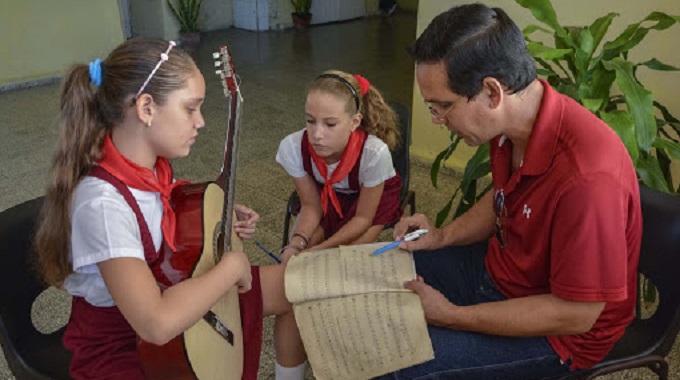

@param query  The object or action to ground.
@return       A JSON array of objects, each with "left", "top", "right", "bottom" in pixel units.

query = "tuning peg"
[
  {"left": 212, "top": 52, "right": 220, "bottom": 59},
  {"left": 215, "top": 70, "right": 222, "bottom": 76},
  {"left": 214, "top": 61, "right": 221, "bottom": 67}
]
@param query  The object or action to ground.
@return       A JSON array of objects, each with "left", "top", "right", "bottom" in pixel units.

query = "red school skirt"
[
  {"left": 63, "top": 266, "right": 264, "bottom": 380},
  {"left": 320, "top": 174, "right": 403, "bottom": 237}
]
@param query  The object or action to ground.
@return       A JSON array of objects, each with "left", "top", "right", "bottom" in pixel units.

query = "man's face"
[{"left": 415, "top": 62, "right": 496, "bottom": 147}]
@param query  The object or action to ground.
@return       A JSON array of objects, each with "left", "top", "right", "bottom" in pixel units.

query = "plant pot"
[
  {"left": 179, "top": 32, "right": 200, "bottom": 53},
  {"left": 291, "top": 12, "right": 312, "bottom": 30}
]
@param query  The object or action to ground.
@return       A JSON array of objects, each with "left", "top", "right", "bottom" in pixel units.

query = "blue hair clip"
[{"left": 88, "top": 59, "right": 102, "bottom": 87}]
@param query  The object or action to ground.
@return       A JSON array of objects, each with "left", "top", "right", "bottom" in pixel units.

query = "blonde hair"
[
  {"left": 309, "top": 70, "right": 400, "bottom": 150},
  {"left": 35, "top": 37, "right": 196, "bottom": 287}
]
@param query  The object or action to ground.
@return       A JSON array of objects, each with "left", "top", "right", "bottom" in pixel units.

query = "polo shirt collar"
[{"left": 519, "top": 79, "right": 562, "bottom": 176}]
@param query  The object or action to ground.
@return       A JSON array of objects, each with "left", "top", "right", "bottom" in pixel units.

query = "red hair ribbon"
[{"left": 353, "top": 74, "right": 371, "bottom": 96}]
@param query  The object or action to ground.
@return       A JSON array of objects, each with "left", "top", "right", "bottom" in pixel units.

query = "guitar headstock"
[{"left": 213, "top": 45, "right": 241, "bottom": 100}]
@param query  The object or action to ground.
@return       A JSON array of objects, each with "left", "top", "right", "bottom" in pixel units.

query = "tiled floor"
[{"left": 0, "top": 10, "right": 677, "bottom": 380}]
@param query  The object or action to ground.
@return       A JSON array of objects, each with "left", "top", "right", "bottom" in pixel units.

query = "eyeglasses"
[
  {"left": 425, "top": 100, "right": 457, "bottom": 122},
  {"left": 493, "top": 189, "right": 506, "bottom": 249}
]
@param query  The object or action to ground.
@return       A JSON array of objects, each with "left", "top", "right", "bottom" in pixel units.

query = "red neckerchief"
[
  {"left": 307, "top": 128, "right": 366, "bottom": 218},
  {"left": 97, "top": 134, "right": 188, "bottom": 251}
]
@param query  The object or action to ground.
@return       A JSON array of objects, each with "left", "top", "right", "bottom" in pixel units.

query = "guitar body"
[{"left": 138, "top": 182, "right": 244, "bottom": 380}]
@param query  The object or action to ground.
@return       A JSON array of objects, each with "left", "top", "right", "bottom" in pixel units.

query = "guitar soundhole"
[{"left": 213, "top": 220, "right": 225, "bottom": 263}]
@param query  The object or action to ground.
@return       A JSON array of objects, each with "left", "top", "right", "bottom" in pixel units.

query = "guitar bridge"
[{"left": 203, "top": 310, "right": 234, "bottom": 346}]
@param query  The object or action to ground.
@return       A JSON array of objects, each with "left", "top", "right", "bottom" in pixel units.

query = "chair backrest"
[
  {"left": 387, "top": 101, "right": 411, "bottom": 202},
  {"left": 0, "top": 197, "right": 71, "bottom": 379},
  {"left": 601, "top": 186, "right": 680, "bottom": 364}
]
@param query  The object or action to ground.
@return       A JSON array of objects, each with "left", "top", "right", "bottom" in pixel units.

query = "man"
[{"left": 384, "top": 3, "right": 642, "bottom": 379}]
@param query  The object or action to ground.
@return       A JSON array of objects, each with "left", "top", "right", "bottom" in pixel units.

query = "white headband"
[{"left": 135, "top": 41, "right": 177, "bottom": 100}]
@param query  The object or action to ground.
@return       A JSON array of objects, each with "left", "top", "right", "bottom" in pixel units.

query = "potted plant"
[
  {"left": 291, "top": 0, "right": 312, "bottom": 30},
  {"left": 430, "top": 0, "right": 680, "bottom": 226},
  {"left": 167, "top": 0, "right": 203, "bottom": 52}
]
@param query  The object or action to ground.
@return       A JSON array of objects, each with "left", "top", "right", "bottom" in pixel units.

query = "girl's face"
[
  {"left": 305, "top": 90, "right": 361, "bottom": 164},
  {"left": 146, "top": 68, "right": 206, "bottom": 159}
]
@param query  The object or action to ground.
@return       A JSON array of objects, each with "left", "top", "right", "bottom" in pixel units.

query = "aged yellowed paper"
[{"left": 285, "top": 243, "right": 434, "bottom": 380}]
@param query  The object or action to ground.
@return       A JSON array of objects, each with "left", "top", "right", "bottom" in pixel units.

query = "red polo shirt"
[{"left": 485, "top": 80, "right": 642, "bottom": 369}]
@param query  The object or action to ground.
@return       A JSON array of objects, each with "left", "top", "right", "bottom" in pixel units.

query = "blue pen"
[
  {"left": 372, "top": 229, "right": 429, "bottom": 255},
  {"left": 255, "top": 241, "right": 281, "bottom": 264}
]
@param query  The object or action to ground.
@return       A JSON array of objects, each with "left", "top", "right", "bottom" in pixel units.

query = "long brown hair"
[
  {"left": 310, "top": 70, "right": 400, "bottom": 150},
  {"left": 36, "top": 37, "right": 196, "bottom": 287}
]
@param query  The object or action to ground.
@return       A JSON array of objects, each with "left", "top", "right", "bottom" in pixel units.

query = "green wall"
[
  {"left": 0, "top": 0, "right": 124, "bottom": 87},
  {"left": 412, "top": 0, "right": 680, "bottom": 170}
]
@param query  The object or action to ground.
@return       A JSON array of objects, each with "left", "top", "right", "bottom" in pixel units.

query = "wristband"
[{"left": 290, "top": 232, "right": 310, "bottom": 249}]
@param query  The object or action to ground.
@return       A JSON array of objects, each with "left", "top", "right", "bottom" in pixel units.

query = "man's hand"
[
  {"left": 394, "top": 214, "right": 444, "bottom": 251},
  {"left": 405, "top": 276, "right": 456, "bottom": 327},
  {"left": 233, "top": 204, "right": 259, "bottom": 240}
]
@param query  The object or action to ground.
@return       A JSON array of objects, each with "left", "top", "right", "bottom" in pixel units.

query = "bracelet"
[{"left": 290, "top": 232, "right": 310, "bottom": 249}]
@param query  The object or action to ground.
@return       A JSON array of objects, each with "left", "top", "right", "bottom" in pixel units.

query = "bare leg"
[{"left": 259, "top": 265, "right": 307, "bottom": 366}]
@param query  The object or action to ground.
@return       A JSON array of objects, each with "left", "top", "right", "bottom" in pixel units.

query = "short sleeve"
[
  {"left": 70, "top": 191, "right": 146, "bottom": 272},
  {"left": 276, "top": 130, "right": 307, "bottom": 178},
  {"left": 359, "top": 136, "right": 396, "bottom": 187},
  {"left": 550, "top": 175, "right": 628, "bottom": 303}
]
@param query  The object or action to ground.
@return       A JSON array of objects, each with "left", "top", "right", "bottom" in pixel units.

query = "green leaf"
[
  {"left": 430, "top": 138, "right": 462, "bottom": 188},
  {"left": 636, "top": 153, "right": 670, "bottom": 192},
  {"left": 574, "top": 28, "right": 594, "bottom": 77},
  {"left": 515, "top": 0, "right": 567, "bottom": 39},
  {"left": 527, "top": 42, "right": 572, "bottom": 60},
  {"left": 588, "top": 62, "right": 616, "bottom": 101},
  {"left": 523, "top": 24, "right": 552, "bottom": 38},
  {"left": 602, "top": 58, "right": 656, "bottom": 152},
  {"left": 600, "top": 110, "right": 639, "bottom": 164},
  {"left": 435, "top": 193, "right": 456, "bottom": 227},
  {"left": 582, "top": 98, "right": 604, "bottom": 113},
  {"left": 638, "top": 58, "right": 680, "bottom": 71},
  {"left": 653, "top": 138, "right": 680, "bottom": 162},
  {"left": 589, "top": 13, "right": 618, "bottom": 52},
  {"left": 604, "top": 12, "right": 679, "bottom": 58},
  {"left": 454, "top": 180, "right": 479, "bottom": 218}
]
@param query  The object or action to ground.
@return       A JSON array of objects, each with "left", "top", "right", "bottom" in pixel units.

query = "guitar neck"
[{"left": 216, "top": 92, "right": 242, "bottom": 252}]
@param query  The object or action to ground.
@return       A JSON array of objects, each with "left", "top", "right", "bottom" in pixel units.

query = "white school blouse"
[
  {"left": 275, "top": 129, "right": 396, "bottom": 193},
  {"left": 63, "top": 176, "right": 163, "bottom": 307}
]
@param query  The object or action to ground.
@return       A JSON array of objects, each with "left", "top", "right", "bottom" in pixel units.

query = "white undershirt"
[
  {"left": 63, "top": 176, "right": 163, "bottom": 307},
  {"left": 275, "top": 129, "right": 396, "bottom": 192}
]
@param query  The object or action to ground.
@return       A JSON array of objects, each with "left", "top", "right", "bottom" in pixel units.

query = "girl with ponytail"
[
  {"left": 35, "top": 37, "right": 305, "bottom": 379},
  {"left": 276, "top": 70, "right": 403, "bottom": 263}
]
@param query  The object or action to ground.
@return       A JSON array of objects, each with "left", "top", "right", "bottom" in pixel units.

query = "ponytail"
[
  {"left": 359, "top": 85, "right": 400, "bottom": 151},
  {"left": 36, "top": 64, "right": 108, "bottom": 287}
]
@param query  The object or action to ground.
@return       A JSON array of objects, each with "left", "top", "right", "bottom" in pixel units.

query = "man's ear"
[
  {"left": 134, "top": 94, "right": 156, "bottom": 126},
  {"left": 481, "top": 78, "right": 504, "bottom": 109}
]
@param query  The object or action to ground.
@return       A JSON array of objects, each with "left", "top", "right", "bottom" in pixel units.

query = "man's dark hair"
[{"left": 409, "top": 3, "right": 536, "bottom": 98}]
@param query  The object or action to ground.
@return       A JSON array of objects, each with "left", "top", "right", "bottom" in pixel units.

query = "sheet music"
[{"left": 285, "top": 244, "right": 434, "bottom": 380}]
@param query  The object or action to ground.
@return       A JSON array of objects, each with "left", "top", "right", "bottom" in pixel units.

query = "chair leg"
[
  {"left": 409, "top": 192, "right": 416, "bottom": 215},
  {"left": 282, "top": 210, "right": 291, "bottom": 247},
  {"left": 652, "top": 361, "right": 669, "bottom": 380}
]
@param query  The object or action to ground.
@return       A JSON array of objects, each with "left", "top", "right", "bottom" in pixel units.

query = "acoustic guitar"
[{"left": 137, "top": 45, "right": 246, "bottom": 380}]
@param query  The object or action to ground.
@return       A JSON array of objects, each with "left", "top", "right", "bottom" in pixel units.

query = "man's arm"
[
  {"left": 406, "top": 277, "right": 605, "bottom": 336},
  {"left": 396, "top": 190, "right": 496, "bottom": 251}
]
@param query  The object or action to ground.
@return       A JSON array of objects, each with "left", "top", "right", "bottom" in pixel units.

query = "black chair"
[
  {"left": 282, "top": 101, "right": 416, "bottom": 246},
  {"left": 0, "top": 197, "right": 72, "bottom": 379},
  {"left": 559, "top": 185, "right": 680, "bottom": 380}
]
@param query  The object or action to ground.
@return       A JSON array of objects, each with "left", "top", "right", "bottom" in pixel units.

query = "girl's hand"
[
  {"left": 280, "top": 246, "right": 303, "bottom": 265},
  {"left": 222, "top": 250, "right": 252, "bottom": 293},
  {"left": 233, "top": 204, "right": 259, "bottom": 240}
]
